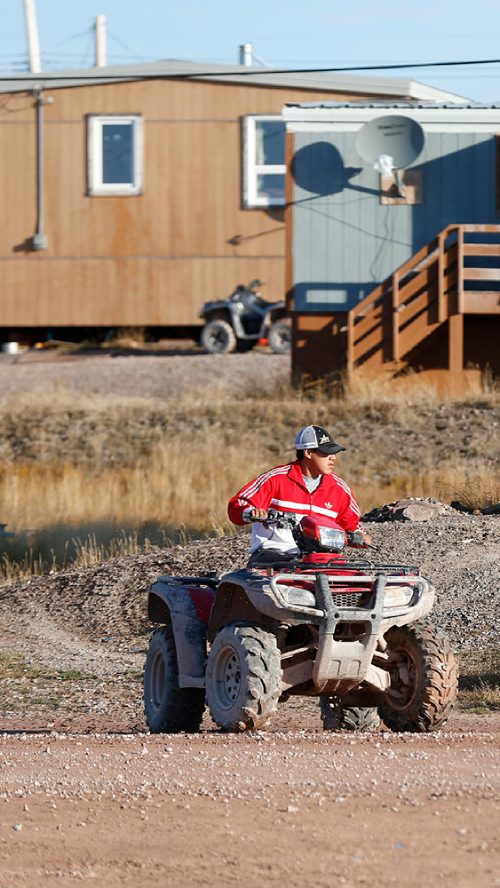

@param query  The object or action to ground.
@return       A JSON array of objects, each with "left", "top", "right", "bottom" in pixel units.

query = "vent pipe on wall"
[
  {"left": 239, "top": 43, "right": 253, "bottom": 66},
  {"left": 32, "top": 88, "right": 53, "bottom": 251}
]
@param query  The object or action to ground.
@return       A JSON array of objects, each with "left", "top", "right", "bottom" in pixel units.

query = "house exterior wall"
[
  {"left": 0, "top": 78, "right": 394, "bottom": 332},
  {"left": 287, "top": 112, "right": 500, "bottom": 313}
]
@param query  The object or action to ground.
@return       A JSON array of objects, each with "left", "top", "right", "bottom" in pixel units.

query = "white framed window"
[
  {"left": 242, "top": 115, "right": 286, "bottom": 208},
  {"left": 87, "top": 114, "right": 144, "bottom": 196}
]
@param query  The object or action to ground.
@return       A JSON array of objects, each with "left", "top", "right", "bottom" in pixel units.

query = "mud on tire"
[
  {"left": 144, "top": 625, "right": 205, "bottom": 733},
  {"left": 320, "top": 697, "right": 381, "bottom": 732},
  {"left": 379, "top": 621, "right": 458, "bottom": 733},
  {"left": 206, "top": 623, "right": 282, "bottom": 732}
]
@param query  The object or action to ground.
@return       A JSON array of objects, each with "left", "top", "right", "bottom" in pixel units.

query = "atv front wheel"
[
  {"left": 144, "top": 626, "right": 205, "bottom": 733},
  {"left": 206, "top": 623, "right": 281, "bottom": 732},
  {"left": 320, "top": 697, "right": 381, "bottom": 732},
  {"left": 379, "top": 622, "right": 458, "bottom": 733},
  {"left": 200, "top": 319, "right": 237, "bottom": 354}
]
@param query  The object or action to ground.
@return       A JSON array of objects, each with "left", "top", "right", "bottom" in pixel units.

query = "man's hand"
[
  {"left": 348, "top": 529, "right": 373, "bottom": 548},
  {"left": 243, "top": 507, "right": 269, "bottom": 523},
  {"left": 250, "top": 508, "right": 269, "bottom": 521}
]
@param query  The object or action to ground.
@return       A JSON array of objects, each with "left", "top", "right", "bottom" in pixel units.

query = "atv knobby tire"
[
  {"left": 268, "top": 318, "right": 291, "bottom": 354},
  {"left": 206, "top": 623, "right": 281, "bottom": 732},
  {"left": 201, "top": 319, "right": 237, "bottom": 354},
  {"left": 320, "top": 697, "right": 381, "bottom": 732},
  {"left": 144, "top": 625, "right": 205, "bottom": 733},
  {"left": 379, "top": 621, "right": 458, "bottom": 733}
]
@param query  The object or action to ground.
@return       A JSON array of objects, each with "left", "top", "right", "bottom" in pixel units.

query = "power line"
[{"left": 0, "top": 55, "right": 500, "bottom": 82}]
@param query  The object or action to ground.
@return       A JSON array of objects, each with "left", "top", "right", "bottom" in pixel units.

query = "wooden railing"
[{"left": 346, "top": 224, "right": 500, "bottom": 373}]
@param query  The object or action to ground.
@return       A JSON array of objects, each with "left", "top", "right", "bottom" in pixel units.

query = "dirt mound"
[{"left": 1, "top": 506, "right": 497, "bottom": 669}]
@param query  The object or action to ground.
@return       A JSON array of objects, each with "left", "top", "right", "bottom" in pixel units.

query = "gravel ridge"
[{"left": 1, "top": 507, "right": 498, "bottom": 670}]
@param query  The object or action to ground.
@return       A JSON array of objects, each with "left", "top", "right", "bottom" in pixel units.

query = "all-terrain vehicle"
[
  {"left": 199, "top": 279, "right": 291, "bottom": 354},
  {"left": 143, "top": 511, "right": 458, "bottom": 734}
]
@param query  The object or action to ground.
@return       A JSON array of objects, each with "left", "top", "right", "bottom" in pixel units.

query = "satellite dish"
[{"left": 356, "top": 115, "right": 425, "bottom": 171}]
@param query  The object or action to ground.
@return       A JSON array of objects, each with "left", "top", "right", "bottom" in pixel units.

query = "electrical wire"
[
  {"left": 106, "top": 30, "right": 150, "bottom": 63},
  {"left": 0, "top": 56, "right": 500, "bottom": 81}
]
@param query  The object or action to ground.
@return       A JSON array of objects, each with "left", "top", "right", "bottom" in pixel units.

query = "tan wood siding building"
[{"left": 0, "top": 62, "right": 464, "bottom": 338}]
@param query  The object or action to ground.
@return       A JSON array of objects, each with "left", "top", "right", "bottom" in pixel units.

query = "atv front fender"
[{"left": 148, "top": 577, "right": 217, "bottom": 688}]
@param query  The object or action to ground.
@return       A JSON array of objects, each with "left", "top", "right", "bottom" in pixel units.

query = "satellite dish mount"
[{"left": 356, "top": 115, "right": 425, "bottom": 202}]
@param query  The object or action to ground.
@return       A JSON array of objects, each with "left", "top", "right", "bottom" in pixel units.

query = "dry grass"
[
  {"left": 458, "top": 650, "right": 500, "bottom": 712},
  {"left": 359, "top": 464, "right": 500, "bottom": 515},
  {"left": 0, "top": 528, "right": 164, "bottom": 582},
  {"left": 344, "top": 366, "right": 500, "bottom": 408},
  {"left": 458, "top": 679, "right": 500, "bottom": 713},
  {"left": 439, "top": 476, "right": 500, "bottom": 512},
  {"left": 0, "top": 438, "right": 275, "bottom": 534},
  {"left": 0, "top": 373, "right": 498, "bottom": 569},
  {"left": 1, "top": 456, "right": 497, "bottom": 539}
]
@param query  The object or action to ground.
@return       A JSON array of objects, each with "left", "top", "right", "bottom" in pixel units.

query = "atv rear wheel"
[
  {"left": 144, "top": 626, "right": 205, "bottom": 733},
  {"left": 320, "top": 697, "right": 381, "bottom": 732},
  {"left": 268, "top": 319, "right": 291, "bottom": 354},
  {"left": 379, "top": 621, "right": 458, "bottom": 733},
  {"left": 206, "top": 623, "right": 281, "bottom": 732},
  {"left": 200, "top": 319, "right": 237, "bottom": 354}
]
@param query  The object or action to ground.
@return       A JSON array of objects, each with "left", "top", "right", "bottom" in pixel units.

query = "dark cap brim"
[{"left": 317, "top": 443, "right": 346, "bottom": 455}]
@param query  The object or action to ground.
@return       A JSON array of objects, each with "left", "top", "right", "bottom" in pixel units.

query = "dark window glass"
[
  {"left": 255, "top": 120, "right": 285, "bottom": 166},
  {"left": 102, "top": 123, "right": 134, "bottom": 184},
  {"left": 256, "top": 173, "right": 285, "bottom": 202}
]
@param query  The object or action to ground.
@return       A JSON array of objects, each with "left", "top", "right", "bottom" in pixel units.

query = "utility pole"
[
  {"left": 95, "top": 14, "right": 107, "bottom": 67},
  {"left": 23, "top": 0, "right": 42, "bottom": 73}
]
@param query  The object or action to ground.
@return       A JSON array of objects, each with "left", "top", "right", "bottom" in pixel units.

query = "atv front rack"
[{"left": 263, "top": 559, "right": 420, "bottom": 575}]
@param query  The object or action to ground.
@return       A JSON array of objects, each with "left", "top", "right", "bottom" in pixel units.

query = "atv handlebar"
[
  {"left": 262, "top": 508, "right": 297, "bottom": 529},
  {"left": 250, "top": 508, "right": 375, "bottom": 549}
]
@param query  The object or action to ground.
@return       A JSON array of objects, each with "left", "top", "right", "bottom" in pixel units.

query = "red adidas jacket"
[{"left": 228, "top": 461, "right": 361, "bottom": 553}]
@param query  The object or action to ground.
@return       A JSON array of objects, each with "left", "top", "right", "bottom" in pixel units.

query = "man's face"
[{"left": 305, "top": 448, "right": 337, "bottom": 476}]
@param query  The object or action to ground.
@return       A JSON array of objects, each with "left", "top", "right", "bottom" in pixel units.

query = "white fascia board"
[{"left": 402, "top": 80, "right": 470, "bottom": 103}]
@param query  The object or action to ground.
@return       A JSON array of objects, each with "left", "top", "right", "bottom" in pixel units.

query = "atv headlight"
[
  {"left": 317, "top": 527, "right": 345, "bottom": 552},
  {"left": 383, "top": 585, "right": 414, "bottom": 608},
  {"left": 283, "top": 586, "right": 316, "bottom": 607}
]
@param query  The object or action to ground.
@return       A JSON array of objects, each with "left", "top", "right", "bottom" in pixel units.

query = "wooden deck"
[{"left": 344, "top": 224, "right": 500, "bottom": 387}]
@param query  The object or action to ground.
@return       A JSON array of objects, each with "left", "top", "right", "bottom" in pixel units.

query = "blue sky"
[{"left": 2, "top": 0, "right": 500, "bottom": 102}]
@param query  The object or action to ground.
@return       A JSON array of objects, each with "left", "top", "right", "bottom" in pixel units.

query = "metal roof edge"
[
  {"left": 282, "top": 102, "right": 500, "bottom": 128},
  {"left": 0, "top": 59, "right": 468, "bottom": 103}
]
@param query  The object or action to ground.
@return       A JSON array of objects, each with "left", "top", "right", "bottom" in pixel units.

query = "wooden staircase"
[{"left": 346, "top": 224, "right": 500, "bottom": 382}]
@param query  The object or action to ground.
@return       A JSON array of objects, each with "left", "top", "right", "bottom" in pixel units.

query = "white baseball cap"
[{"left": 294, "top": 425, "right": 346, "bottom": 454}]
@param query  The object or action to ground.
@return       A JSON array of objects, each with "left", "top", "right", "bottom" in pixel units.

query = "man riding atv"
[
  {"left": 143, "top": 424, "right": 458, "bottom": 735},
  {"left": 228, "top": 424, "right": 372, "bottom": 565}
]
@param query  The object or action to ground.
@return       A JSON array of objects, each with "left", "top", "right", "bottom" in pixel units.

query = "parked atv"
[
  {"left": 199, "top": 279, "right": 291, "bottom": 354},
  {"left": 143, "top": 511, "right": 458, "bottom": 734}
]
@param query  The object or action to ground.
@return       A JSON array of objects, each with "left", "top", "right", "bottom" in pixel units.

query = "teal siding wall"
[{"left": 291, "top": 129, "right": 497, "bottom": 311}]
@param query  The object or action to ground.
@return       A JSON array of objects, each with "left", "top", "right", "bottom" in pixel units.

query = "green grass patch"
[
  {"left": 0, "top": 651, "right": 46, "bottom": 681},
  {"left": 0, "top": 652, "right": 95, "bottom": 684}
]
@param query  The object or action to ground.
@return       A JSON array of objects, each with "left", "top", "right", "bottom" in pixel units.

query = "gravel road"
[
  {"left": 1, "top": 722, "right": 499, "bottom": 888},
  {"left": 0, "top": 347, "right": 290, "bottom": 401}
]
